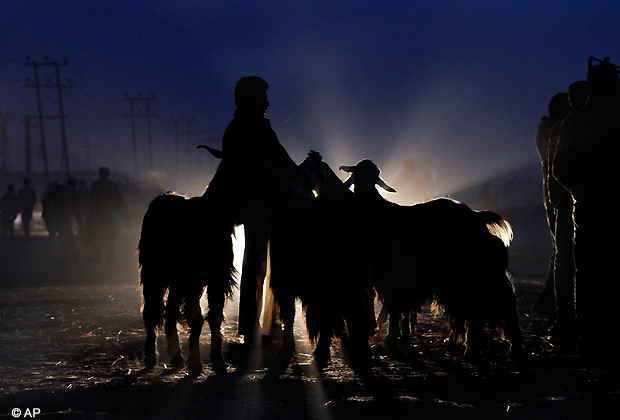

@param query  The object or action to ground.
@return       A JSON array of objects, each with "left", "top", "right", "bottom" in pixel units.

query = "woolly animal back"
[{"left": 138, "top": 192, "right": 237, "bottom": 296}]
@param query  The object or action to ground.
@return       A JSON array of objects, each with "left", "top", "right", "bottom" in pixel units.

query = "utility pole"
[
  {"left": 0, "top": 112, "right": 14, "bottom": 172},
  {"left": 124, "top": 94, "right": 157, "bottom": 172},
  {"left": 124, "top": 96, "right": 138, "bottom": 174},
  {"left": 25, "top": 57, "right": 73, "bottom": 181},
  {"left": 22, "top": 113, "right": 36, "bottom": 174}
]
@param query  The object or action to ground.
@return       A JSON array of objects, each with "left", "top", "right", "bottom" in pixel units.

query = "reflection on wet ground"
[{"left": 0, "top": 234, "right": 618, "bottom": 419}]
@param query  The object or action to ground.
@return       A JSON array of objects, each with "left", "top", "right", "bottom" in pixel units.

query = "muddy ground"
[{"left": 0, "top": 220, "right": 618, "bottom": 420}]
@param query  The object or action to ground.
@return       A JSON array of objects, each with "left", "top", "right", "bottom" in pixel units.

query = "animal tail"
[{"left": 475, "top": 210, "right": 513, "bottom": 247}]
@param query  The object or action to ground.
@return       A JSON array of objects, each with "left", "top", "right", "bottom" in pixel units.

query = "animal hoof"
[
  {"left": 312, "top": 349, "right": 330, "bottom": 370},
  {"left": 170, "top": 355, "right": 185, "bottom": 370},
  {"left": 144, "top": 356, "right": 157, "bottom": 371},
  {"left": 278, "top": 341, "right": 296, "bottom": 361},
  {"left": 509, "top": 344, "right": 525, "bottom": 359},
  {"left": 188, "top": 363, "right": 203, "bottom": 377},
  {"left": 212, "top": 360, "right": 227, "bottom": 375},
  {"left": 463, "top": 347, "right": 481, "bottom": 361}
]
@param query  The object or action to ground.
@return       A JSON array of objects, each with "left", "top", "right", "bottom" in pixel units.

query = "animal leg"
[
  {"left": 164, "top": 292, "right": 184, "bottom": 370},
  {"left": 386, "top": 309, "right": 402, "bottom": 343},
  {"left": 347, "top": 313, "right": 374, "bottom": 368},
  {"left": 207, "top": 289, "right": 227, "bottom": 375},
  {"left": 279, "top": 299, "right": 296, "bottom": 359},
  {"left": 313, "top": 327, "right": 333, "bottom": 369},
  {"left": 400, "top": 312, "right": 411, "bottom": 340},
  {"left": 464, "top": 309, "right": 486, "bottom": 359},
  {"left": 185, "top": 299, "right": 204, "bottom": 376},
  {"left": 141, "top": 283, "right": 166, "bottom": 370},
  {"left": 377, "top": 304, "right": 388, "bottom": 328},
  {"left": 503, "top": 306, "right": 524, "bottom": 357},
  {"left": 409, "top": 311, "right": 418, "bottom": 329}
]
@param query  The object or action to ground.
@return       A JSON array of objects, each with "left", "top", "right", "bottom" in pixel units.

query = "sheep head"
[
  {"left": 339, "top": 159, "right": 396, "bottom": 193},
  {"left": 298, "top": 150, "right": 327, "bottom": 192}
]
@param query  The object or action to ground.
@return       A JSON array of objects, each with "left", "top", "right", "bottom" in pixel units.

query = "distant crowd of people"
[
  {"left": 0, "top": 179, "right": 37, "bottom": 239},
  {"left": 0, "top": 166, "right": 124, "bottom": 263},
  {"left": 535, "top": 57, "right": 620, "bottom": 366}
]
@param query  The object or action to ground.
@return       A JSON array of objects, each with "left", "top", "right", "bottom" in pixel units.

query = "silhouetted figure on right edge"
[
  {"left": 478, "top": 181, "right": 494, "bottom": 210},
  {"left": 545, "top": 81, "right": 588, "bottom": 338},
  {"left": 0, "top": 185, "right": 20, "bottom": 238},
  {"left": 86, "top": 167, "right": 123, "bottom": 262},
  {"left": 533, "top": 92, "right": 570, "bottom": 323},
  {"left": 554, "top": 57, "right": 620, "bottom": 366},
  {"left": 17, "top": 178, "right": 37, "bottom": 238}
]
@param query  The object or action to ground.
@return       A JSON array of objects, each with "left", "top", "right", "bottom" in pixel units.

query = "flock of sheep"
[{"left": 138, "top": 150, "right": 523, "bottom": 375}]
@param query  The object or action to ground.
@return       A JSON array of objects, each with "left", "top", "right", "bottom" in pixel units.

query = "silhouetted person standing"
[
  {"left": 207, "top": 76, "right": 310, "bottom": 339},
  {"left": 554, "top": 58, "right": 620, "bottom": 366},
  {"left": 77, "top": 179, "right": 90, "bottom": 221},
  {"left": 87, "top": 167, "right": 122, "bottom": 262},
  {"left": 56, "top": 178, "right": 83, "bottom": 259},
  {"left": 17, "top": 178, "right": 37, "bottom": 238},
  {"left": 41, "top": 182, "right": 60, "bottom": 239},
  {"left": 0, "top": 185, "right": 20, "bottom": 238},
  {"left": 533, "top": 92, "right": 570, "bottom": 322},
  {"left": 391, "top": 158, "right": 430, "bottom": 204},
  {"left": 478, "top": 182, "right": 494, "bottom": 209},
  {"left": 544, "top": 81, "right": 588, "bottom": 337}
]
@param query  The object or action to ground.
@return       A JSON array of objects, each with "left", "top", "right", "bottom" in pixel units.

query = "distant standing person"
[
  {"left": 478, "top": 182, "right": 494, "bottom": 209},
  {"left": 56, "top": 178, "right": 83, "bottom": 259},
  {"left": 86, "top": 167, "right": 123, "bottom": 262},
  {"left": 41, "top": 182, "right": 60, "bottom": 239},
  {"left": 391, "top": 158, "right": 430, "bottom": 204},
  {"left": 0, "top": 185, "right": 20, "bottom": 238},
  {"left": 17, "top": 178, "right": 37, "bottom": 238},
  {"left": 77, "top": 179, "right": 90, "bottom": 221}
]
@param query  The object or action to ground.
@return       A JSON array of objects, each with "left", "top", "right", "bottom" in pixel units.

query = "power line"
[{"left": 21, "top": 113, "right": 36, "bottom": 174}]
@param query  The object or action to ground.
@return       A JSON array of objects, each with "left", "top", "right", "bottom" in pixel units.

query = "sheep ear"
[
  {"left": 197, "top": 145, "right": 224, "bottom": 159},
  {"left": 377, "top": 177, "right": 396, "bottom": 193},
  {"left": 340, "top": 165, "right": 356, "bottom": 173}
]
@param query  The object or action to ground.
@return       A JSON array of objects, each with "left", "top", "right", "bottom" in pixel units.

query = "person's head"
[
  {"left": 234, "top": 76, "right": 269, "bottom": 116},
  {"left": 568, "top": 80, "right": 588, "bottom": 112},
  {"left": 8, "top": 185, "right": 14, "bottom": 193},
  {"left": 23, "top": 178, "right": 30, "bottom": 187},
  {"left": 547, "top": 92, "right": 569, "bottom": 119},
  {"left": 67, "top": 177, "right": 77, "bottom": 188},
  {"left": 587, "top": 58, "right": 620, "bottom": 103},
  {"left": 98, "top": 167, "right": 110, "bottom": 180}
]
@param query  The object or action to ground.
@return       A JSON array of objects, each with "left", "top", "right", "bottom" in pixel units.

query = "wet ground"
[{"left": 0, "top": 222, "right": 618, "bottom": 419}]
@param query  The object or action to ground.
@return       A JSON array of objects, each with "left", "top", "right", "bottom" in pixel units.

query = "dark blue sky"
[{"left": 1, "top": 1, "right": 619, "bottom": 195}]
